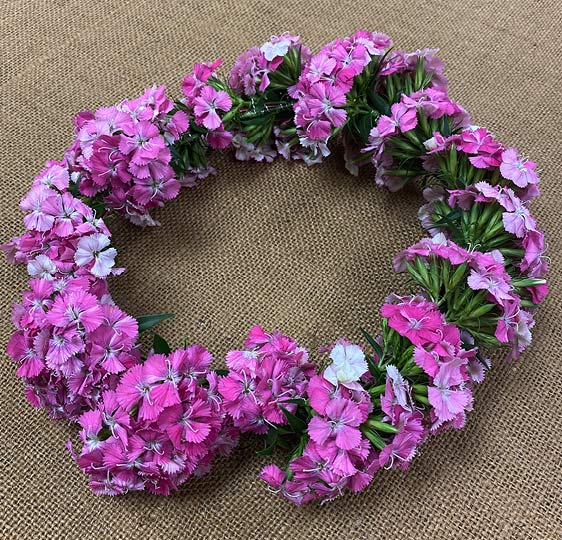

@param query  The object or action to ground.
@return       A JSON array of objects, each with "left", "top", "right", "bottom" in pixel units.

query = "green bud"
[
  {"left": 412, "top": 384, "right": 428, "bottom": 396},
  {"left": 366, "top": 419, "right": 399, "bottom": 434},
  {"left": 361, "top": 427, "right": 386, "bottom": 450},
  {"left": 413, "top": 394, "right": 430, "bottom": 406},
  {"left": 368, "top": 384, "right": 387, "bottom": 396},
  {"left": 511, "top": 277, "right": 547, "bottom": 288}
]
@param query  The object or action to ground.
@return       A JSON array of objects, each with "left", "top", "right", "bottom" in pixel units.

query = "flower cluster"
[
  {"left": 229, "top": 34, "right": 311, "bottom": 97},
  {"left": 365, "top": 89, "right": 471, "bottom": 191},
  {"left": 379, "top": 48, "right": 448, "bottom": 91},
  {"left": 291, "top": 30, "right": 393, "bottom": 156},
  {"left": 381, "top": 296, "right": 481, "bottom": 430},
  {"left": 395, "top": 234, "right": 538, "bottom": 360},
  {"left": 181, "top": 59, "right": 233, "bottom": 147},
  {"left": 65, "top": 85, "right": 189, "bottom": 226},
  {"left": 72, "top": 346, "right": 239, "bottom": 495},
  {"left": 3, "top": 166, "right": 141, "bottom": 419},
  {"left": 258, "top": 341, "right": 379, "bottom": 504},
  {"left": 218, "top": 326, "right": 315, "bottom": 433}
]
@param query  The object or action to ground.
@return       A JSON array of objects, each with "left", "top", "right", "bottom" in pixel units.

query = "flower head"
[{"left": 323, "top": 341, "right": 368, "bottom": 389}]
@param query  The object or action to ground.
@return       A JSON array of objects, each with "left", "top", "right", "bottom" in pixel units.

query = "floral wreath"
[{"left": 3, "top": 31, "right": 548, "bottom": 504}]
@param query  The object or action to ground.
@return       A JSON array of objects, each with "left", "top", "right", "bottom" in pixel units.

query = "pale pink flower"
[
  {"left": 500, "top": 147, "right": 539, "bottom": 188},
  {"left": 74, "top": 233, "right": 117, "bottom": 277}
]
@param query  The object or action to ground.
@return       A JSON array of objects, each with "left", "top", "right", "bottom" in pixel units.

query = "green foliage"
[
  {"left": 136, "top": 313, "right": 174, "bottom": 333},
  {"left": 152, "top": 333, "right": 171, "bottom": 354}
]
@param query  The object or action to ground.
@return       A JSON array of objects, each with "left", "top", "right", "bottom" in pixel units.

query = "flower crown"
[{"left": 2, "top": 31, "right": 548, "bottom": 504}]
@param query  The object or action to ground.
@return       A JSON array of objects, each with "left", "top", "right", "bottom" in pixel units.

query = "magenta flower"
[
  {"left": 218, "top": 371, "right": 259, "bottom": 421},
  {"left": 116, "top": 364, "right": 163, "bottom": 421},
  {"left": 379, "top": 410, "right": 425, "bottom": 469},
  {"left": 46, "top": 327, "right": 84, "bottom": 368},
  {"left": 119, "top": 121, "right": 165, "bottom": 162},
  {"left": 305, "top": 52, "right": 337, "bottom": 83},
  {"left": 158, "top": 399, "right": 214, "bottom": 445},
  {"left": 381, "top": 300, "right": 443, "bottom": 346},
  {"left": 308, "top": 398, "right": 365, "bottom": 450},
  {"left": 46, "top": 290, "right": 104, "bottom": 333},
  {"left": 193, "top": 86, "right": 232, "bottom": 130}
]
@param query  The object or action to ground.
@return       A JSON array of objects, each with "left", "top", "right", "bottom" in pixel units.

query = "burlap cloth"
[{"left": 1, "top": 1, "right": 561, "bottom": 538}]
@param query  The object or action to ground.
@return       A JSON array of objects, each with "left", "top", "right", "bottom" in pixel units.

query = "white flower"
[
  {"left": 260, "top": 37, "right": 291, "bottom": 61},
  {"left": 27, "top": 254, "right": 57, "bottom": 280},
  {"left": 74, "top": 233, "right": 117, "bottom": 277},
  {"left": 323, "top": 342, "right": 368, "bottom": 389},
  {"left": 386, "top": 364, "right": 411, "bottom": 410}
]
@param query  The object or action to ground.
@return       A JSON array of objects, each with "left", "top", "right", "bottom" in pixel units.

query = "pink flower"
[
  {"left": 20, "top": 185, "right": 56, "bottom": 232},
  {"left": 307, "top": 83, "right": 347, "bottom": 126},
  {"left": 41, "top": 192, "right": 82, "bottom": 237},
  {"left": 378, "top": 410, "right": 425, "bottom": 469},
  {"left": 193, "top": 86, "right": 232, "bottom": 130},
  {"left": 47, "top": 290, "right": 104, "bottom": 332},
  {"left": 181, "top": 59, "right": 222, "bottom": 105},
  {"left": 308, "top": 398, "right": 365, "bottom": 450},
  {"left": 305, "top": 53, "right": 337, "bottom": 83},
  {"left": 119, "top": 121, "right": 165, "bottom": 161},
  {"left": 116, "top": 364, "right": 162, "bottom": 420},
  {"left": 502, "top": 200, "right": 536, "bottom": 239},
  {"left": 158, "top": 399, "right": 214, "bottom": 445},
  {"left": 306, "top": 374, "right": 341, "bottom": 414},
  {"left": 218, "top": 371, "right": 259, "bottom": 420},
  {"left": 428, "top": 359, "right": 473, "bottom": 427},
  {"left": 381, "top": 299, "right": 443, "bottom": 346},
  {"left": 467, "top": 266, "right": 513, "bottom": 303},
  {"left": 34, "top": 162, "right": 70, "bottom": 191},
  {"left": 74, "top": 233, "right": 117, "bottom": 277},
  {"left": 500, "top": 147, "right": 539, "bottom": 188},
  {"left": 46, "top": 327, "right": 85, "bottom": 368}
]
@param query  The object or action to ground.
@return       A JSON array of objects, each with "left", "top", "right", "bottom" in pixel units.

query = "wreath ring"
[{"left": 3, "top": 31, "right": 548, "bottom": 503}]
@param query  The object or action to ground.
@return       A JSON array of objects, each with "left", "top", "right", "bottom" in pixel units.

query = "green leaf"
[
  {"left": 280, "top": 406, "right": 308, "bottom": 433},
  {"left": 136, "top": 313, "right": 174, "bottom": 332},
  {"left": 361, "top": 328, "right": 384, "bottom": 360},
  {"left": 362, "top": 428, "right": 386, "bottom": 450},
  {"left": 152, "top": 333, "right": 171, "bottom": 355},
  {"left": 279, "top": 397, "right": 307, "bottom": 407},
  {"left": 255, "top": 445, "right": 275, "bottom": 456}
]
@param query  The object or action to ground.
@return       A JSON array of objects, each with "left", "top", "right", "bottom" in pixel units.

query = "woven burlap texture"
[{"left": 1, "top": 1, "right": 561, "bottom": 539}]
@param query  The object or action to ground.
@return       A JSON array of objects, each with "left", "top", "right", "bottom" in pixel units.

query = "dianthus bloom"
[
  {"left": 4, "top": 177, "right": 139, "bottom": 419},
  {"left": 218, "top": 325, "right": 315, "bottom": 433},
  {"left": 259, "top": 341, "right": 376, "bottom": 504},
  {"left": 64, "top": 84, "right": 188, "bottom": 226},
  {"left": 229, "top": 34, "right": 311, "bottom": 96},
  {"left": 72, "top": 346, "right": 239, "bottom": 495},
  {"left": 292, "top": 30, "right": 392, "bottom": 157}
]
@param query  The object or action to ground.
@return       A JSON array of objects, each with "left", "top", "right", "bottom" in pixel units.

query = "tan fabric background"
[{"left": 1, "top": 1, "right": 561, "bottom": 538}]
